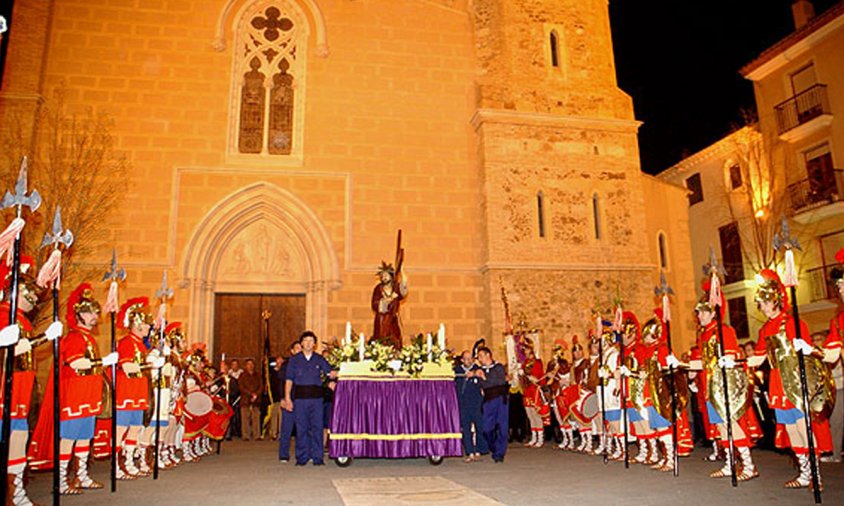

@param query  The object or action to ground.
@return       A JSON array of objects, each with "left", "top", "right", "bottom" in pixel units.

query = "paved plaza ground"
[{"left": 26, "top": 441, "right": 844, "bottom": 505}]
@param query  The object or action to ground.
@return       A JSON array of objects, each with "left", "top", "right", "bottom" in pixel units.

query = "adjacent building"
[{"left": 659, "top": 0, "right": 844, "bottom": 339}]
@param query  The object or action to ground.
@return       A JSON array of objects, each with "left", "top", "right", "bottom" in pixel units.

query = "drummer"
[{"left": 282, "top": 331, "right": 337, "bottom": 466}]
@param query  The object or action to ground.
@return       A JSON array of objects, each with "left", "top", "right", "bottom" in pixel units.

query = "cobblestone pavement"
[{"left": 26, "top": 441, "right": 844, "bottom": 505}]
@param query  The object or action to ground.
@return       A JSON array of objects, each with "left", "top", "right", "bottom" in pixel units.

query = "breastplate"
[{"left": 14, "top": 330, "right": 34, "bottom": 372}]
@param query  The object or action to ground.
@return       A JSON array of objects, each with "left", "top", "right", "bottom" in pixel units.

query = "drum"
[
  {"left": 203, "top": 396, "right": 234, "bottom": 440},
  {"left": 186, "top": 391, "right": 213, "bottom": 416},
  {"left": 183, "top": 391, "right": 212, "bottom": 440},
  {"left": 571, "top": 391, "right": 599, "bottom": 426}
]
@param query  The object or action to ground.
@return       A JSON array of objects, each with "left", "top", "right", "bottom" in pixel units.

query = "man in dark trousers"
[
  {"left": 278, "top": 341, "right": 301, "bottom": 462},
  {"left": 283, "top": 331, "right": 337, "bottom": 465},
  {"left": 475, "top": 346, "right": 509, "bottom": 463},
  {"left": 455, "top": 350, "right": 488, "bottom": 462},
  {"left": 238, "top": 358, "right": 263, "bottom": 441}
]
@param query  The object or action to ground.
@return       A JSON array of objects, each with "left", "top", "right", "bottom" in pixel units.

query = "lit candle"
[
  {"left": 358, "top": 332, "right": 365, "bottom": 361},
  {"left": 345, "top": 321, "right": 352, "bottom": 346},
  {"left": 426, "top": 333, "right": 432, "bottom": 360},
  {"left": 437, "top": 323, "right": 445, "bottom": 350}
]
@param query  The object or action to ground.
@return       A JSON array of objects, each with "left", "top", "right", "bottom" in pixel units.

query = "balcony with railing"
[
  {"left": 806, "top": 264, "right": 841, "bottom": 303},
  {"left": 787, "top": 169, "right": 844, "bottom": 223},
  {"left": 774, "top": 84, "right": 833, "bottom": 142}
]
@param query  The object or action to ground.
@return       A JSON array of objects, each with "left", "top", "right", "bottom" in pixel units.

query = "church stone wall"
[{"left": 1, "top": 0, "right": 697, "bottom": 358}]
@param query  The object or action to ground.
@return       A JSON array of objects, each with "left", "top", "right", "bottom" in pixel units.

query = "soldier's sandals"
[
  {"left": 783, "top": 477, "right": 809, "bottom": 489},
  {"left": 737, "top": 470, "right": 759, "bottom": 482},
  {"left": 709, "top": 469, "right": 732, "bottom": 478}
]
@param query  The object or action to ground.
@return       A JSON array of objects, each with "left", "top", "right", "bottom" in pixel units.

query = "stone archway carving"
[
  {"left": 181, "top": 181, "right": 341, "bottom": 349},
  {"left": 213, "top": 0, "right": 330, "bottom": 57}
]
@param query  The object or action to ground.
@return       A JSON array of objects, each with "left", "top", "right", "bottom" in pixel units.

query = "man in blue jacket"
[
  {"left": 278, "top": 341, "right": 302, "bottom": 462},
  {"left": 283, "top": 331, "right": 336, "bottom": 465},
  {"left": 455, "top": 350, "right": 488, "bottom": 462},
  {"left": 476, "top": 346, "right": 509, "bottom": 463}
]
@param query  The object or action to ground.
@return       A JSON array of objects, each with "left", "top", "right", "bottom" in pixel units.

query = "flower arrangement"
[
  {"left": 397, "top": 333, "right": 451, "bottom": 377},
  {"left": 331, "top": 324, "right": 453, "bottom": 378},
  {"left": 364, "top": 341, "right": 398, "bottom": 373},
  {"left": 326, "top": 341, "right": 358, "bottom": 369}
]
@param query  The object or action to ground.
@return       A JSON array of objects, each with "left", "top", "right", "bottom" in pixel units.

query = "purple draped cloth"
[{"left": 329, "top": 377, "right": 462, "bottom": 459}]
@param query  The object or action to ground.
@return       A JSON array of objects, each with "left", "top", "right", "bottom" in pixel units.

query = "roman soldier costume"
[
  {"left": 520, "top": 339, "right": 550, "bottom": 447},
  {"left": 751, "top": 269, "right": 838, "bottom": 489},
  {"left": 691, "top": 282, "right": 762, "bottom": 481},
  {"left": 598, "top": 323, "right": 623, "bottom": 460},
  {"left": 618, "top": 311, "right": 660, "bottom": 464},
  {"left": 115, "top": 297, "right": 158, "bottom": 479},
  {"left": 0, "top": 256, "right": 42, "bottom": 506},
  {"left": 29, "top": 283, "right": 117, "bottom": 494},
  {"left": 639, "top": 310, "right": 693, "bottom": 472}
]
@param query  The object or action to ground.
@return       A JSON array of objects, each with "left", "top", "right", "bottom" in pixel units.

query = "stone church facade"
[{"left": 1, "top": 0, "right": 696, "bottom": 358}]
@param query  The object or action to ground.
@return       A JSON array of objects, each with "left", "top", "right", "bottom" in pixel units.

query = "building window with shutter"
[{"left": 686, "top": 173, "right": 703, "bottom": 206}]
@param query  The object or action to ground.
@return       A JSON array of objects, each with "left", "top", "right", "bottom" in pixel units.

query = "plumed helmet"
[
  {"left": 641, "top": 308, "right": 667, "bottom": 344},
  {"left": 0, "top": 254, "right": 39, "bottom": 306},
  {"left": 600, "top": 320, "right": 615, "bottom": 348},
  {"left": 695, "top": 278, "right": 726, "bottom": 318},
  {"left": 67, "top": 282, "right": 101, "bottom": 328},
  {"left": 571, "top": 335, "right": 583, "bottom": 353},
  {"left": 165, "top": 321, "right": 185, "bottom": 346},
  {"left": 117, "top": 297, "right": 152, "bottom": 330},
  {"left": 621, "top": 311, "right": 640, "bottom": 343},
  {"left": 185, "top": 342, "right": 207, "bottom": 371},
  {"left": 754, "top": 269, "right": 788, "bottom": 311}
]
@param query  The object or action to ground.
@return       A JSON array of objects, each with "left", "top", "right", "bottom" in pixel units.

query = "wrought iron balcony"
[
  {"left": 787, "top": 169, "right": 843, "bottom": 215},
  {"left": 774, "top": 84, "right": 831, "bottom": 136}
]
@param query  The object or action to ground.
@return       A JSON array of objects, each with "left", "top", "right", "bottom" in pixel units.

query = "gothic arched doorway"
[{"left": 181, "top": 182, "right": 341, "bottom": 355}]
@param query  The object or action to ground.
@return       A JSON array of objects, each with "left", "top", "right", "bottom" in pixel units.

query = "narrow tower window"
[
  {"left": 592, "top": 193, "right": 601, "bottom": 240},
  {"left": 549, "top": 31, "right": 559, "bottom": 68},
  {"left": 658, "top": 232, "right": 668, "bottom": 269},
  {"left": 537, "top": 191, "right": 546, "bottom": 238}
]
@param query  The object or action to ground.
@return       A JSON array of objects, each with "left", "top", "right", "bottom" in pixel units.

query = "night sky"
[{"left": 609, "top": 0, "right": 840, "bottom": 174}]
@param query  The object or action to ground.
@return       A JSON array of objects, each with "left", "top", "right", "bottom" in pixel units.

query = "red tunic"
[
  {"left": 755, "top": 310, "right": 836, "bottom": 453},
  {"left": 697, "top": 322, "right": 762, "bottom": 446},
  {"left": 60, "top": 327, "right": 105, "bottom": 420},
  {"left": 116, "top": 332, "right": 149, "bottom": 411},
  {"left": 827, "top": 310, "right": 844, "bottom": 351},
  {"left": 624, "top": 342, "right": 652, "bottom": 409},
  {"left": 0, "top": 303, "right": 35, "bottom": 420},
  {"left": 522, "top": 357, "right": 550, "bottom": 424}
]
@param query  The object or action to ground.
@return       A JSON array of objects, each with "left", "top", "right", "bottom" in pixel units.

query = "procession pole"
[
  {"left": 594, "top": 310, "right": 608, "bottom": 465},
  {"left": 774, "top": 218, "right": 821, "bottom": 503},
  {"left": 613, "top": 304, "right": 629, "bottom": 469},
  {"left": 707, "top": 249, "right": 737, "bottom": 487},
  {"left": 0, "top": 158, "right": 41, "bottom": 502},
  {"left": 39, "top": 206, "right": 73, "bottom": 506},
  {"left": 656, "top": 272, "right": 679, "bottom": 477},
  {"left": 102, "top": 250, "right": 125, "bottom": 492},
  {"left": 153, "top": 271, "right": 173, "bottom": 480}
]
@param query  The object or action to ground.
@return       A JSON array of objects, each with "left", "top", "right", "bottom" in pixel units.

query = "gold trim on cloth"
[
  {"left": 338, "top": 360, "right": 455, "bottom": 379},
  {"left": 330, "top": 433, "right": 462, "bottom": 440},
  {"left": 339, "top": 375, "right": 454, "bottom": 381}
]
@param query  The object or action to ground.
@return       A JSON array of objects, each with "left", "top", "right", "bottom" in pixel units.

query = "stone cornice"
[
  {"left": 0, "top": 91, "right": 45, "bottom": 104},
  {"left": 656, "top": 126, "right": 759, "bottom": 179},
  {"left": 742, "top": 5, "right": 844, "bottom": 80},
  {"left": 482, "top": 262, "right": 655, "bottom": 273},
  {"left": 470, "top": 108, "right": 642, "bottom": 134}
]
